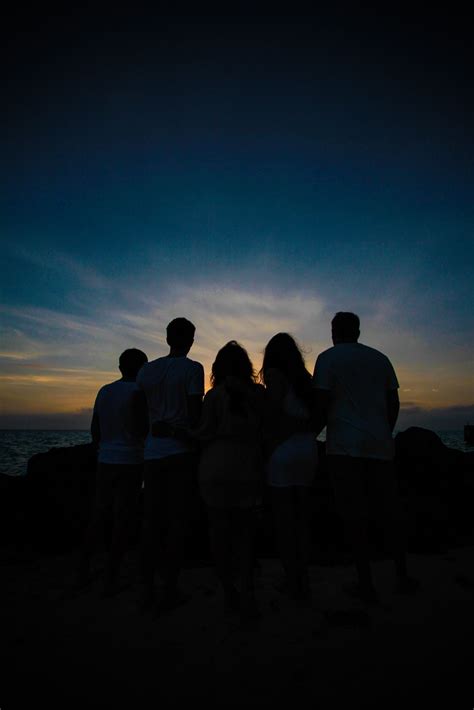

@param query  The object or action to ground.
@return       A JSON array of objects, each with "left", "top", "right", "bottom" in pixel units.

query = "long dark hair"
[
  {"left": 211, "top": 341, "right": 256, "bottom": 416},
  {"left": 260, "top": 332, "right": 313, "bottom": 408}
]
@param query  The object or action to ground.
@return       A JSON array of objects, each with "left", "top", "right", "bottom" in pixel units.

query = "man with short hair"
[
  {"left": 136, "top": 317, "right": 204, "bottom": 610},
  {"left": 78, "top": 348, "right": 148, "bottom": 597},
  {"left": 313, "top": 312, "right": 416, "bottom": 602}
]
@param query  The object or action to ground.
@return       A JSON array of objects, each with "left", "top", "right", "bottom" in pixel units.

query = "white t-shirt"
[
  {"left": 313, "top": 342, "right": 399, "bottom": 461},
  {"left": 93, "top": 380, "right": 145, "bottom": 465},
  {"left": 136, "top": 355, "right": 204, "bottom": 460}
]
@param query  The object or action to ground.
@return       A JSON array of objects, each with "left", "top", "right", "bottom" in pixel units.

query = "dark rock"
[
  {"left": 25, "top": 443, "right": 97, "bottom": 551},
  {"left": 394, "top": 427, "right": 474, "bottom": 551},
  {"left": 3, "top": 428, "right": 473, "bottom": 559},
  {"left": 0, "top": 473, "right": 29, "bottom": 544}
]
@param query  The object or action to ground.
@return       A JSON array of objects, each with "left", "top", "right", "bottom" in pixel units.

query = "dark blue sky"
[{"left": 1, "top": 11, "right": 473, "bottom": 427}]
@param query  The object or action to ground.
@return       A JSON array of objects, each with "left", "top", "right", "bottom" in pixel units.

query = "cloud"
[
  {"left": 1, "top": 266, "right": 472, "bottom": 428},
  {"left": 0, "top": 281, "right": 328, "bottom": 424},
  {"left": 12, "top": 246, "right": 109, "bottom": 291}
]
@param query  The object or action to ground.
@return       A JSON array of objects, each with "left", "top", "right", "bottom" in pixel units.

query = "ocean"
[{"left": 0, "top": 428, "right": 472, "bottom": 477}]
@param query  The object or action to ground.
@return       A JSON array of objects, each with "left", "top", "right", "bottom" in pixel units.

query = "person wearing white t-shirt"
[
  {"left": 136, "top": 317, "right": 204, "bottom": 611},
  {"left": 77, "top": 348, "right": 148, "bottom": 596},
  {"left": 313, "top": 312, "right": 417, "bottom": 603}
]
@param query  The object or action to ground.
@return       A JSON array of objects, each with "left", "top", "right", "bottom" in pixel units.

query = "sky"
[{"left": 1, "top": 10, "right": 473, "bottom": 430}]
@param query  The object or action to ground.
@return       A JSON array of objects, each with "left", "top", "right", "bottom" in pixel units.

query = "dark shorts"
[
  {"left": 328, "top": 455, "right": 402, "bottom": 523},
  {"left": 94, "top": 462, "right": 143, "bottom": 520}
]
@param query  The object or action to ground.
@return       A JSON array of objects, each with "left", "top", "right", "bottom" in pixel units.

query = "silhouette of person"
[
  {"left": 191, "top": 341, "right": 264, "bottom": 622},
  {"left": 77, "top": 348, "right": 148, "bottom": 597},
  {"left": 261, "top": 333, "right": 318, "bottom": 602},
  {"left": 313, "top": 312, "right": 417, "bottom": 602},
  {"left": 136, "top": 317, "right": 204, "bottom": 611}
]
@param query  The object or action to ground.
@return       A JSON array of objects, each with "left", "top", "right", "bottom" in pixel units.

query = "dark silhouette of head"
[
  {"left": 331, "top": 312, "right": 360, "bottom": 344},
  {"left": 260, "top": 332, "right": 313, "bottom": 405},
  {"left": 211, "top": 340, "right": 255, "bottom": 388},
  {"left": 119, "top": 348, "right": 148, "bottom": 380},
  {"left": 211, "top": 341, "right": 256, "bottom": 416},
  {"left": 166, "top": 317, "right": 196, "bottom": 354}
]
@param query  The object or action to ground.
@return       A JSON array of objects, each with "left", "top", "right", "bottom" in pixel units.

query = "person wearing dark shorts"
[
  {"left": 313, "top": 312, "right": 417, "bottom": 603},
  {"left": 136, "top": 318, "right": 204, "bottom": 611},
  {"left": 77, "top": 348, "right": 148, "bottom": 596}
]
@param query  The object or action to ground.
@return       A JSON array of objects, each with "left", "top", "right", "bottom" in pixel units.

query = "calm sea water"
[
  {"left": 0, "top": 429, "right": 472, "bottom": 477},
  {"left": 0, "top": 430, "right": 91, "bottom": 476}
]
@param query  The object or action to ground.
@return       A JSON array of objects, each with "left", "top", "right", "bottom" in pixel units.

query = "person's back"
[
  {"left": 312, "top": 312, "right": 416, "bottom": 603},
  {"left": 261, "top": 333, "right": 318, "bottom": 602},
  {"left": 78, "top": 348, "right": 148, "bottom": 596},
  {"left": 94, "top": 379, "right": 145, "bottom": 464},
  {"left": 193, "top": 341, "right": 262, "bottom": 622},
  {"left": 201, "top": 378, "right": 263, "bottom": 440},
  {"left": 137, "top": 354, "right": 204, "bottom": 459},
  {"left": 137, "top": 317, "right": 204, "bottom": 611},
  {"left": 314, "top": 341, "right": 397, "bottom": 460}
]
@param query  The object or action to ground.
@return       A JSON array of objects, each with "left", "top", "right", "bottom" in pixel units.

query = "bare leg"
[
  {"left": 371, "top": 462, "right": 418, "bottom": 594},
  {"left": 77, "top": 507, "right": 106, "bottom": 586},
  {"left": 76, "top": 465, "right": 111, "bottom": 587},
  {"left": 271, "top": 487, "right": 300, "bottom": 597},
  {"left": 208, "top": 507, "right": 239, "bottom": 609},
  {"left": 235, "top": 508, "right": 258, "bottom": 618},
  {"left": 162, "top": 462, "right": 193, "bottom": 602},
  {"left": 342, "top": 518, "right": 379, "bottom": 603},
  {"left": 140, "top": 464, "right": 162, "bottom": 608},
  {"left": 104, "top": 466, "right": 142, "bottom": 596},
  {"left": 295, "top": 486, "right": 312, "bottom": 598}
]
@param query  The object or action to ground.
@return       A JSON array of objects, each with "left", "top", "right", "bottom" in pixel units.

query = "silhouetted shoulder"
[
  {"left": 314, "top": 346, "right": 335, "bottom": 364},
  {"left": 317, "top": 346, "right": 336, "bottom": 359},
  {"left": 312, "top": 346, "right": 336, "bottom": 385},
  {"left": 186, "top": 357, "right": 204, "bottom": 370},
  {"left": 96, "top": 379, "right": 124, "bottom": 398},
  {"left": 355, "top": 343, "right": 394, "bottom": 366}
]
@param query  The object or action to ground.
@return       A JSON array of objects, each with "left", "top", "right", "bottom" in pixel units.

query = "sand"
[{"left": 1, "top": 545, "right": 473, "bottom": 709}]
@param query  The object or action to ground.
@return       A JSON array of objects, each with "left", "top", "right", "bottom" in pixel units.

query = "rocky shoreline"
[
  {"left": 1, "top": 426, "right": 473, "bottom": 561},
  {"left": 1, "top": 426, "right": 474, "bottom": 707}
]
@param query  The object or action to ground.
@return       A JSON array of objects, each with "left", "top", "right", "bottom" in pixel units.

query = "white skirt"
[{"left": 266, "top": 432, "right": 318, "bottom": 487}]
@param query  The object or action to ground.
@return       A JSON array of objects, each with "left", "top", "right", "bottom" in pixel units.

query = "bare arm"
[
  {"left": 386, "top": 389, "right": 400, "bottom": 432},
  {"left": 190, "top": 392, "right": 217, "bottom": 442},
  {"left": 311, "top": 388, "right": 330, "bottom": 437}
]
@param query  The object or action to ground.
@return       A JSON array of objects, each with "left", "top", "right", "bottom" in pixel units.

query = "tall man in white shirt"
[
  {"left": 78, "top": 348, "right": 148, "bottom": 596},
  {"left": 313, "top": 312, "right": 416, "bottom": 602},
  {"left": 136, "top": 317, "right": 204, "bottom": 610}
]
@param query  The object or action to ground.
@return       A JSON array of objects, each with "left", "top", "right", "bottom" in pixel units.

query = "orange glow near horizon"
[
  {"left": 1, "top": 287, "right": 472, "bottom": 428},
  {"left": 1, "top": 359, "right": 472, "bottom": 420}
]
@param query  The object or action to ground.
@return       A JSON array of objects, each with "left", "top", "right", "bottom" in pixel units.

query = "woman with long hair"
[
  {"left": 260, "top": 332, "right": 318, "bottom": 602},
  {"left": 193, "top": 341, "right": 264, "bottom": 621}
]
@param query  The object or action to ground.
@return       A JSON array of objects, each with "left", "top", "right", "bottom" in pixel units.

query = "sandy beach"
[{"left": 2, "top": 543, "right": 473, "bottom": 709}]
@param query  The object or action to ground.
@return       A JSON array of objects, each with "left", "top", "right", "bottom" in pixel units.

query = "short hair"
[
  {"left": 331, "top": 312, "right": 360, "bottom": 340},
  {"left": 166, "top": 317, "right": 196, "bottom": 348},
  {"left": 119, "top": 348, "right": 148, "bottom": 376}
]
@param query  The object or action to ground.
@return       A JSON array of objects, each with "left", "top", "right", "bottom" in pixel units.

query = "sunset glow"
[{"left": 2, "top": 14, "right": 473, "bottom": 429}]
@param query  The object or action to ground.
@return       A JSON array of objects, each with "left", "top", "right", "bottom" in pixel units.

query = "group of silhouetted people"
[{"left": 76, "top": 312, "right": 418, "bottom": 622}]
